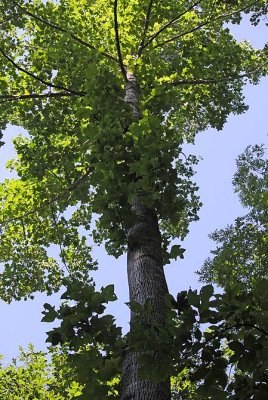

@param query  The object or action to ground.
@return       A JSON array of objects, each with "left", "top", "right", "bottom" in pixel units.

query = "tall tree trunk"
[{"left": 120, "top": 73, "right": 171, "bottom": 399}]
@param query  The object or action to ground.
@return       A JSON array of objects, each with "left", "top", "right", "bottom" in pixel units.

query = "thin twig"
[
  {"left": 143, "top": 0, "right": 202, "bottom": 50},
  {"left": 0, "top": 91, "right": 85, "bottom": 104},
  {"left": 12, "top": 0, "right": 119, "bottom": 65},
  {"left": 0, "top": 47, "right": 84, "bottom": 95},
  {"left": 113, "top": 0, "right": 127, "bottom": 81},
  {"left": 50, "top": 206, "right": 71, "bottom": 274},
  {"left": 21, "top": 218, "right": 32, "bottom": 271},
  {"left": 137, "top": 0, "right": 154, "bottom": 57},
  {"left": 153, "top": 1, "right": 259, "bottom": 49}
]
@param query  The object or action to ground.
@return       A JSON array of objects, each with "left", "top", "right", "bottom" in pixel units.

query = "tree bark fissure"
[{"left": 121, "top": 74, "right": 171, "bottom": 398}]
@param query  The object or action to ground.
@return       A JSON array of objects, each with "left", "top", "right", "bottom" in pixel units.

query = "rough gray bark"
[
  {"left": 120, "top": 73, "right": 171, "bottom": 400},
  {"left": 124, "top": 71, "right": 142, "bottom": 120}
]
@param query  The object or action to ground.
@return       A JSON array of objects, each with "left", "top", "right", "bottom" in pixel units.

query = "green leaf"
[
  {"left": 187, "top": 289, "right": 200, "bottom": 308},
  {"left": 200, "top": 284, "right": 214, "bottom": 303},
  {"left": 170, "top": 245, "right": 185, "bottom": 260},
  {"left": 101, "top": 284, "right": 117, "bottom": 302},
  {"left": 41, "top": 303, "right": 58, "bottom": 323},
  {"left": 127, "top": 301, "right": 143, "bottom": 313}
]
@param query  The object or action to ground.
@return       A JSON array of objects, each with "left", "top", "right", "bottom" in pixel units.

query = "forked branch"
[
  {"left": 137, "top": 0, "right": 155, "bottom": 57},
  {"left": 153, "top": 0, "right": 259, "bottom": 49},
  {"left": 143, "top": 0, "right": 202, "bottom": 50}
]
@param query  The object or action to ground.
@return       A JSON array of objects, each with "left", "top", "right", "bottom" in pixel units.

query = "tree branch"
[
  {"left": 153, "top": 1, "right": 259, "bottom": 49},
  {"left": 50, "top": 206, "right": 71, "bottom": 274},
  {"left": 0, "top": 47, "right": 84, "bottom": 95},
  {"left": 214, "top": 322, "right": 268, "bottom": 339},
  {"left": 12, "top": 0, "right": 120, "bottom": 65},
  {"left": 162, "top": 61, "right": 268, "bottom": 87},
  {"left": 113, "top": 0, "right": 127, "bottom": 81},
  {"left": 0, "top": 91, "right": 85, "bottom": 104},
  {"left": 143, "top": 0, "right": 202, "bottom": 50},
  {"left": 137, "top": 0, "right": 155, "bottom": 57},
  {"left": 0, "top": 168, "right": 93, "bottom": 227}
]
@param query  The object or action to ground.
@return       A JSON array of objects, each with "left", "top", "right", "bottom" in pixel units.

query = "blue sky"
[{"left": 0, "top": 19, "right": 267, "bottom": 361}]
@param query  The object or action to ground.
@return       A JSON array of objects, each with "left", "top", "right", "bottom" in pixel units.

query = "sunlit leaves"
[
  {"left": 0, "top": 345, "right": 84, "bottom": 399},
  {"left": 0, "top": 0, "right": 266, "bottom": 279},
  {"left": 0, "top": 1, "right": 267, "bottom": 398},
  {"left": 0, "top": 175, "right": 96, "bottom": 301}
]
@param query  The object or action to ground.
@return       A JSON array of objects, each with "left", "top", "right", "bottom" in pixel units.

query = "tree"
[
  {"left": 0, "top": 345, "right": 84, "bottom": 399},
  {"left": 199, "top": 144, "right": 268, "bottom": 291},
  {"left": 169, "top": 145, "right": 268, "bottom": 399},
  {"left": 0, "top": 1, "right": 267, "bottom": 399},
  {"left": 45, "top": 145, "right": 266, "bottom": 398}
]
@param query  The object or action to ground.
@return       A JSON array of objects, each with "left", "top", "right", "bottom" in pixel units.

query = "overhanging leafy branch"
[
  {"left": 216, "top": 323, "right": 268, "bottom": 339},
  {"left": 0, "top": 47, "right": 84, "bottom": 95},
  {"left": 0, "top": 167, "right": 93, "bottom": 227},
  {"left": 11, "top": 0, "right": 120, "bottom": 65},
  {"left": 156, "top": 61, "right": 268, "bottom": 88},
  {"left": 143, "top": 0, "right": 203, "bottom": 50},
  {"left": 0, "top": 91, "right": 85, "bottom": 104},
  {"left": 153, "top": 0, "right": 259, "bottom": 49}
]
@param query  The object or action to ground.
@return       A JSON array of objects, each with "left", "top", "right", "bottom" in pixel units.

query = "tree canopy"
[
  {"left": 0, "top": 1, "right": 267, "bottom": 301},
  {"left": 0, "top": 0, "right": 267, "bottom": 399}
]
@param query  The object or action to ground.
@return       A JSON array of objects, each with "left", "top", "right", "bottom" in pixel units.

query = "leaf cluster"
[
  {"left": 125, "top": 282, "right": 268, "bottom": 399},
  {"left": 0, "top": 345, "right": 84, "bottom": 399},
  {"left": 42, "top": 275, "right": 123, "bottom": 399},
  {"left": 199, "top": 145, "right": 268, "bottom": 291}
]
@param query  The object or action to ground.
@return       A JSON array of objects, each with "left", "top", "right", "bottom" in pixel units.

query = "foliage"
[
  {"left": 2, "top": 274, "right": 268, "bottom": 399},
  {"left": 171, "top": 283, "right": 268, "bottom": 399},
  {"left": 41, "top": 275, "right": 268, "bottom": 399},
  {"left": 42, "top": 274, "right": 123, "bottom": 399},
  {"left": 0, "top": 0, "right": 267, "bottom": 300},
  {"left": 199, "top": 144, "right": 268, "bottom": 291},
  {"left": 0, "top": 0, "right": 267, "bottom": 399},
  {"left": 0, "top": 344, "right": 84, "bottom": 399},
  {"left": 120, "top": 281, "right": 268, "bottom": 399},
  {"left": 178, "top": 145, "right": 268, "bottom": 398}
]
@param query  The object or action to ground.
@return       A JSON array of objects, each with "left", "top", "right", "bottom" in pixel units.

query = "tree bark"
[{"left": 120, "top": 73, "right": 171, "bottom": 400}]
